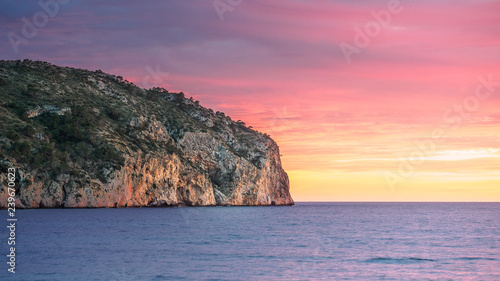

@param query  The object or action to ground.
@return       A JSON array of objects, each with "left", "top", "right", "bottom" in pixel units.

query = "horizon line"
[{"left": 294, "top": 201, "right": 500, "bottom": 203}]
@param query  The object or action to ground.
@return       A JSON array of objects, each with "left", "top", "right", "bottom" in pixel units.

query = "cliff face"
[{"left": 0, "top": 60, "right": 294, "bottom": 208}]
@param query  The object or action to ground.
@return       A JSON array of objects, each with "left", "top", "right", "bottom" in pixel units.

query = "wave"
[
  {"left": 455, "top": 257, "right": 497, "bottom": 261},
  {"left": 364, "top": 257, "right": 435, "bottom": 264}
]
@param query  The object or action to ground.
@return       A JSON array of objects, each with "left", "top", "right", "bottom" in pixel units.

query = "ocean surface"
[{"left": 1, "top": 202, "right": 499, "bottom": 280}]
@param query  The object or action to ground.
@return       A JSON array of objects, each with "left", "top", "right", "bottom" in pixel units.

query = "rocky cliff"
[{"left": 0, "top": 60, "right": 294, "bottom": 208}]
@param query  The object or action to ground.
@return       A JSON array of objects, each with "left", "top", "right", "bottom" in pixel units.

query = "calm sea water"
[{"left": 1, "top": 202, "right": 499, "bottom": 280}]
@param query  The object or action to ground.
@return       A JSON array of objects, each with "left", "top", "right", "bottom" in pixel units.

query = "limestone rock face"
[
  {"left": 0, "top": 60, "right": 294, "bottom": 208},
  {"left": 179, "top": 132, "right": 293, "bottom": 206}
]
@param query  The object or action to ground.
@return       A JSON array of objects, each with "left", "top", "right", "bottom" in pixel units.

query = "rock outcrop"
[{"left": 0, "top": 60, "right": 294, "bottom": 208}]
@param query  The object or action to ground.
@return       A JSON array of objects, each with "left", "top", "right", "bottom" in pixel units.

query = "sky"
[{"left": 1, "top": 0, "right": 499, "bottom": 201}]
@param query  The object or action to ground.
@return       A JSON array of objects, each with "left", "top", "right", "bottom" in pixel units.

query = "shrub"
[
  {"left": 106, "top": 108, "right": 122, "bottom": 120},
  {"left": 10, "top": 141, "right": 31, "bottom": 161}
]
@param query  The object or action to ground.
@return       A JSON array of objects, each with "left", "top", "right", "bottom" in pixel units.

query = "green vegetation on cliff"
[{"left": 0, "top": 60, "right": 293, "bottom": 208}]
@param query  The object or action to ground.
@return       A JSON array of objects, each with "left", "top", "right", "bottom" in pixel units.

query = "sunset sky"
[{"left": 1, "top": 0, "right": 499, "bottom": 201}]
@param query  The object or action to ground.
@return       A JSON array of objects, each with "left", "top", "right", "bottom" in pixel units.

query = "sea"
[{"left": 1, "top": 202, "right": 499, "bottom": 280}]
